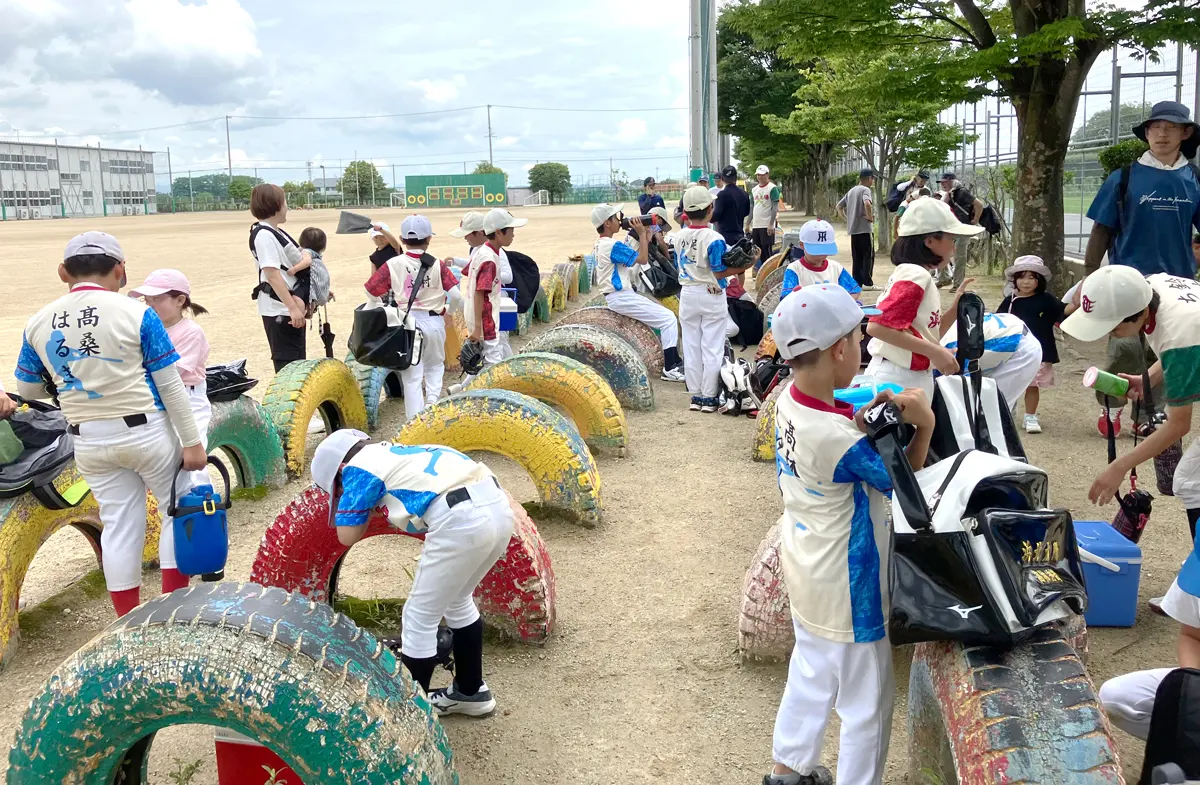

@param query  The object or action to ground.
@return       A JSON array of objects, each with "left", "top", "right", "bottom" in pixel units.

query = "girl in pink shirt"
[{"left": 130, "top": 270, "right": 211, "bottom": 487}]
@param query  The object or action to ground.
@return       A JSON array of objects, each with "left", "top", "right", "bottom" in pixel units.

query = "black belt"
[
  {"left": 428, "top": 310, "right": 443, "bottom": 317},
  {"left": 68, "top": 413, "right": 148, "bottom": 436},
  {"left": 443, "top": 477, "right": 500, "bottom": 509}
]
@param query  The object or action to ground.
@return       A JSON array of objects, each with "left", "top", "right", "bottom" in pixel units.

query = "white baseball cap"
[
  {"left": 648, "top": 206, "right": 672, "bottom": 227},
  {"left": 683, "top": 185, "right": 715, "bottom": 212},
  {"left": 450, "top": 212, "right": 485, "bottom": 238},
  {"left": 798, "top": 219, "right": 838, "bottom": 256},
  {"left": 772, "top": 284, "right": 866, "bottom": 360},
  {"left": 590, "top": 203, "right": 623, "bottom": 229},
  {"left": 755, "top": 165, "right": 770, "bottom": 175},
  {"left": 1060, "top": 265, "right": 1153, "bottom": 343},
  {"left": 311, "top": 429, "right": 372, "bottom": 525},
  {"left": 483, "top": 208, "right": 528, "bottom": 234},
  {"left": 129, "top": 269, "right": 190, "bottom": 298},
  {"left": 897, "top": 198, "right": 986, "bottom": 238},
  {"left": 368, "top": 222, "right": 390, "bottom": 239},
  {"left": 400, "top": 215, "right": 435, "bottom": 241},
  {"left": 64, "top": 231, "right": 125, "bottom": 262}
]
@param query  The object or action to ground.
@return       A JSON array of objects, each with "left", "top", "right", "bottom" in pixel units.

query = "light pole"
[{"left": 320, "top": 165, "right": 326, "bottom": 205}]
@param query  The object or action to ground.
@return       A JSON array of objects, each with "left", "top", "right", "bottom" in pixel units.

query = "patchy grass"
[{"left": 18, "top": 569, "right": 107, "bottom": 638}]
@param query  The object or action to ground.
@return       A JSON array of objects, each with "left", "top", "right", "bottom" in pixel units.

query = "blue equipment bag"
[{"left": 169, "top": 457, "right": 232, "bottom": 579}]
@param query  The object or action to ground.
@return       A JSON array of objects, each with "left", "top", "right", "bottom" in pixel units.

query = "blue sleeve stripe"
[
  {"left": 707, "top": 239, "right": 728, "bottom": 272},
  {"left": 838, "top": 268, "right": 862, "bottom": 296},
  {"left": 611, "top": 241, "right": 639, "bottom": 267},
  {"left": 337, "top": 466, "right": 386, "bottom": 527},
  {"left": 15, "top": 335, "right": 45, "bottom": 383},
  {"left": 847, "top": 482, "right": 886, "bottom": 642},
  {"left": 780, "top": 269, "right": 798, "bottom": 300},
  {"left": 140, "top": 309, "right": 180, "bottom": 372},
  {"left": 831, "top": 437, "right": 892, "bottom": 493}
]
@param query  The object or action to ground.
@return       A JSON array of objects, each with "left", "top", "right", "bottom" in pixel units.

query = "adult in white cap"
[
  {"left": 863, "top": 197, "right": 982, "bottom": 399},
  {"left": 674, "top": 185, "right": 756, "bottom": 411},
  {"left": 767, "top": 283, "right": 933, "bottom": 785},
  {"left": 751, "top": 164, "right": 783, "bottom": 267},
  {"left": 591, "top": 204, "right": 685, "bottom": 381},
  {"left": 311, "top": 429, "right": 514, "bottom": 716},
  {"left": 14, "top": 231, "right": 206, "bottom": 618},
  {"left": 779, "top": 219, "right": 861, "bottom": 304}
]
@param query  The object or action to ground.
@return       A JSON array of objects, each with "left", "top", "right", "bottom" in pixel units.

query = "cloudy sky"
[{"left": 0, "top": 0, "right": 694, "bottom": 188}]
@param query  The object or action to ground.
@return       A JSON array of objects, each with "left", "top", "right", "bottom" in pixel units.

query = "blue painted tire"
[{"left": 345, "top": 356, "right": 403, "bottom": 431}]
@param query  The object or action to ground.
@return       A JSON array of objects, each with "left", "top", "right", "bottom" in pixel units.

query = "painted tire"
[
  {"left": 559, "top": 306, "right": 665, "bottom": 378},
  {"left": 737, "top": 522, "right": 792, "bottom": 662},
  {"left": 397, "top": 390, "right": 603, "bottom": 526},
  {"left": 753, "top": 383, "right": 787, "bottom": 462},
  {"left": 444, "top": 312, "right": 463, "bottom": 374},
  {"left": 465, "top": 352, "right": 628, "bottom": 455},
  {"left": 758, "top": 281, "right": 784, "bottom": 321},
  {"left": 7, "top": 583, "right": 457, "bottom": 784},
  {"left": 541, "top": 271, "right": 567, "bottom": 312},
  {"left": 756, "top": 329, "right": 777, "bottom": 362},
  {"left": 143, "top": 492, "right": 161, "bottom": 567},
  {"left": 516, "top": 309, "right": 534, "bottom": 336},
  {"left": 345, "top": 355, "right": 404, "bottom": 432},
  {"left": 577, "top": 258, "right": 592, "bottom": 294},
  {"left": 262, "top": 359, "right": 370, "bottom": 477},
  {"left": 756, "top": 266, "right": 787, "bottom": 306},
  {"left": 524, "top": 324, "right": 654, "bottom": 412},
  {"left": 533, "top": 286, "right": 552, "bottom": 323},
  {"left": 659, "top": 294, "right": 679, "bottom": 317},
  {"left": 250, "top": 486, "right": 556, "bottom": 644},
  {"left": 554, "top": 263, "right": 580, "bottom": 300},
  {"left": 206, "top": 396, "right": 287, "bottom": 489},
  {"left": 584, "top": 294, "right": 607, "bottom": 308},
  {"left": 908, "top": 627, "right": 1119, "bottom": 784},
  {"left": 755, "top": 251, "right": 784, "bottom": 283}
]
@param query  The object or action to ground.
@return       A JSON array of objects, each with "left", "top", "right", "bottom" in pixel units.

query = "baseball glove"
[
  {"left": 458, "top": 340, "right": 485, "bottom": 376},
  {"left": 722, "top": 237, "right": 758, "bottom": 270}
]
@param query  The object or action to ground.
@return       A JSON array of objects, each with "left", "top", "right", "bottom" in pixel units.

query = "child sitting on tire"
[{"left": 312, "top": 429, "right": 515, "bottom": 717}]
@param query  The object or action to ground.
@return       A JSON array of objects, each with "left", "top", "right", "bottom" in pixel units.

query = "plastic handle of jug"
[
  {"left": 203, "top": 499, "right": 216, "bottom": 515},
  {"left": 1078, "top": 546, "right": 1121, "bottom": 573}
]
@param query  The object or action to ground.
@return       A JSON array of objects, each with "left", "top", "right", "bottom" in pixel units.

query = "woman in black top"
[{"left": 997, "top": 256, "right": 1078, "bottom": 434}]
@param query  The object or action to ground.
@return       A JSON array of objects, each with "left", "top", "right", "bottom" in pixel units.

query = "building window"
[
  {"left": 79, "top": 160, "right": 90, "bottom": 172},
  {"left": 60, "top": 172, "right": 82, "bottom": 183}
]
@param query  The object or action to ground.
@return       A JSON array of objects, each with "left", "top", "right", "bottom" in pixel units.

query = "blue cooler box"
[
  {"left": 1074, "top": 520, "right": 1142, "bottom": 627},
  {"left": 499, "top": 288, "right": 518, "bottom": 332}
]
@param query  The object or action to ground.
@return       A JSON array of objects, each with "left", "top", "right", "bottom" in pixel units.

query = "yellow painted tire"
[
  {"left": 754, "top": 382, "right": 789, "bottom": 462},
  {"left": 465, "top": 352, "right": 628, "bottom": 456},
  {"left": 445, "top": 312, "right": 464, "bottom": 373},
  {"left": 262, "top": 359, "right": 369, "bottom": 477},
  {"left": 541, "top": 272, "right": 567, "bottom": 312},
  {"left": 554, "top": 263, "right": 580, "bottom": 300},
  {"left": 0, "top": 464, "right": 102, "bottom": 669},
  {"left": 756, "top": 329, "right": 777, "bottom": 362},
  {"left": 755, "top": 252, "right": 784, "bottom": 283},
  {"left": 143, "top": 492, "right": 161, "bottom": 566},
  {"left": 397, "top": 390, "right": 603, "bottom": 527},
  {"left": 659, "top": 295, "right": 679, "bottom": 317}
]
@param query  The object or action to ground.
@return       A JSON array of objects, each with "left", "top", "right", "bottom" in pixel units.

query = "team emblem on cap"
[{"left": 1081, "top": 295, "right": 1095, "bottom": 314}]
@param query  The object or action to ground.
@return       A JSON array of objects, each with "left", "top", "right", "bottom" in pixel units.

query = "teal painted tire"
[
  {"left": 524, "top": 324, "right": 654, "bottom": 411},
  {"left": 6, "top": 583, "right": 458, "bottom": 784},
  {"left": 206, "top": 396, "right": 287, "bottom": 489},
  {"left": 533, "top": 285, "right": 551, "bottom": 322},
  {"left": 516, "top": 309, "right": 534, "bottom": 336},
  {"left": 345, "top": 355, "right": 403, "bottom": 431},
  {"left": 584, "top": 294, "right": 607, "bottom": 308},
  {"left": 578, "top": 258, "right": 592, "bottom": 294}
]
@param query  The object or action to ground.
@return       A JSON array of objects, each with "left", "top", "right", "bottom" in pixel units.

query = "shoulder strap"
[
  {"left": 927, "top": 449, "right": 973, "bottom": 516},
  {"left": 1116, "top": 164, "right": 1132, "bottom": 236}
]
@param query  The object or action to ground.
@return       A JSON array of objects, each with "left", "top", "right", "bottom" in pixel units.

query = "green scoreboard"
[{"left": 404, "top": 174, "right": 507, "bottom": 209}]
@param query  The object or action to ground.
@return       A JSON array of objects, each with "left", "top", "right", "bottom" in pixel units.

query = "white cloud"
[
  {"left": 409, "top": 76, "right": 467, "bottom": 105},
  {"left": 495, "top": 136, "right": 520, "bottom": 149},
  {"left": 655, "top": 135, "right": 687, "bottom": 149},
  {"left": 616, "top": 118, "right": 648, "bottom": 143}
]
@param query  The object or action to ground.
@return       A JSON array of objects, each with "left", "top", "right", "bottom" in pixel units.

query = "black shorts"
[{"left": 262, "top": 315, "right": 307, "bottom": 373}]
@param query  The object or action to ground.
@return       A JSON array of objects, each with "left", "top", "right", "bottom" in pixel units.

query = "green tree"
[
  {"left": 227, "top": 175, "right": 263, "bottom": 203},
  {"left": 172, "top": 173, "right": 230, "bottom": 200},
  {"left": 337, "top": 161, "right": 389, "bottom": 206},
  {"left": 1072, "top": 102, "right": 1154, "bottom": 145},
  {"left": 472, "top": 161, "right": 508, "bottom": 184},
  {"left": 528, "top": 162, "right": 572, "bottom": 204},
  {"left": 738, "top": 0, "right": 1200, "bottom": 287},
  {"left": 282, "top": 180, "right": 317, "bottom": 205}
]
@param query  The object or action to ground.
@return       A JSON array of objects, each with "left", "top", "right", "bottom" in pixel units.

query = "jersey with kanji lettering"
[
  {"left": 674, "top": 224, "right": 729, "bottom": 289},
  {"left": 334, "top": 442, "right": 495, "bottom": 534},
  {"left": 775, "top": 382, "right": 892, "bottom": 643},
  {"left": 463, "top": 244, "right": 502, "bottom": 340},
  {"left": 16, "top": 284, "right": 180, "bottom": 425},
  {"left": 780, "top": 258, "right": 861, "bottom": 302},
  {"left": 867, "top": 262, "right": 942, "bottom": 370},
  {"left": 1145, "top": 273, "right": 1200, "bottom": 406}
]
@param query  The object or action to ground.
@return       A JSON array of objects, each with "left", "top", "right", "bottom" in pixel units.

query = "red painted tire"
[
  {"left": 737, "top": 523, "right": 793, "bottom": 662},
  {"left": 250, "top": 486, "right": 555, "bottom": 644}
]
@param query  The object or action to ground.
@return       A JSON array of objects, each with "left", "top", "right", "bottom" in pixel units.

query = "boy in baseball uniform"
[
  {"left": 456, "top": 209, "right": 524, "bottom": 390},
  {"left": 14, "top": 232, "right": 207, "bottom": 617},
  {"left": 592, "top": 204, "right": 686, "bottom": 381},
  {"left": 450, "top": 211, "right": 515, "bottom": 359},
  {"left": 779, "top": 220, "right": 861, "bottom": 302},
  {"left": 941, "top": 311, "right": 1043, "bottom": 413},
  {"left": 767, "top": 284, "right": 935, "bottom": 785},
  {"left": 312, "top": 430, "right": 514, "bottom": 716}
]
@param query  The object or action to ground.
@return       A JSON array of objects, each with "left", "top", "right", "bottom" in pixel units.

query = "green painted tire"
[
  {"left": 577, "top": 258, "right": 592, "bottom": 294},
  {"left": 6, "top": 583, "right": 457, "bottom": 784},
  {"left": 262, "top": 359, "right": 370, "bottom": 477},
  {"left": 344, "top": 355, "right": 403, "bottom": 431},
  {"left": 532, "top": 286, "right": 552, "bottom": 322},
  {"left": 206, "top": 396, "right": 287, "bottom": 489},
  {"left": 516, "top": 309, "right": 534, "bottom": 336}
]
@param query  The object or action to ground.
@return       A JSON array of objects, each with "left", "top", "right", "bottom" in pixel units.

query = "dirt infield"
[{"left": 0, "top": 206, "right": 1189, "bottom": 782}]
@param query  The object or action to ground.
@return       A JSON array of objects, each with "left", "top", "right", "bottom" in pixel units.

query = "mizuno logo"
[{"left": 948, "top": 604, "right": 982, "bottom": 619}]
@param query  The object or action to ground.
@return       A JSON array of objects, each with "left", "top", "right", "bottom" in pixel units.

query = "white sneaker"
[
  {"left": 448, "top": 383, "right": 464, "bottom": 395},
  {"left": 428, "top": 682, "right": 497, "bottom": 717},
  {"left": 701, "top": 404, "right": 717, "bottom": 414},
  {"left": 1024, "top": 414, "right": 1042, "bottom": 434},
  {"left": 661, "top": 366, "right": 686, "bottom": 383},
  {"left": 689, "top": 402, "right": 702, "bottom": 412}
]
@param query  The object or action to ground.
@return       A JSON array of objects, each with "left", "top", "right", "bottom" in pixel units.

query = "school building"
[{"left": 0, "top": 140, "right": 157, "bottom": 220}]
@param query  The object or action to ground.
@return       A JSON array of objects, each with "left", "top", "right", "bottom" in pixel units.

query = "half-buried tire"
[
  {"left": 206, "top": 395, "right": 287, "bottom": 489},
  {"left": 262, "top": 358, "right": 369, "bottom": 477},
  {"left": 524, "top": 324, "right": 654, "bottom": 412},
  {"left": 542, "top": 271, "right": 567, "bottom": 312},
  {"left": 345, "top": 355, "right": 403, "bottom": 432},
  {"left": 737, "top": 522, "right": 793, "bottom": 662},
  {"left": 554, "top": 262, "right": 580, "bottom": 300},
  {"left": 464, "top": 352, "right": 629, "bottom": 456},
  {"left": 758, "top": 281, "right": 784, "bottom": 321},
  {"left": 559, "top": 306, "right": 665, "bottom": 378},
  {"left": 753, "top": 383, "right": 788, "bottom": 462},
  {"left": 755, "top": 251, "right": 784, "bottom": 284},
  {"left": 533, "top": 286, "right": 552, "bottom": 323},
  {"left": 398, "top": 389, "right": 603, "bottom": 526},
  {"left": 250, "top": 486, "right": 556, "bottom": 644},
  {"left": 756, "top": 330, "right": 777, "bottom": 363},
  {"left": 6, "top": 582, "right": 457, "bottom": 784},
  {"left": 577, "top": 258, "right": 592, "bottom": 294},
  {"left": 756, "top": 266, "right": 787, "bottom": 306}
]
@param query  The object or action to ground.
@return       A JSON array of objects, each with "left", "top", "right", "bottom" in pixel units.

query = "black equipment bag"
[
  {"left": 0, "top": 397, "right": 86, "bottom": 510},
  {"left": 728, "top": 297, "right": 765, "bottom": 350},
  {"left": 639, "top": 242, "right": 682, "bottom": 299},
  {"left": 751, "top": 356, "right": 790, "bottom": 402},
  {"left": 979, "top": 204, "right": 1003, "bottom": 235},
  {"left": 205, "top": 359, "right": 258, "bottom": 402},
  {"left": 505, "top": 251, "right": 541, "bottom": 314},
  {"left": 1142, "top": 668, "right": 1200, "bottom": 785},
  {"left": 885, "top": 181, "right": 908, "bottom": 213},
  {"left": 348, "top": 256, "right": 432, "bottom": 370}
]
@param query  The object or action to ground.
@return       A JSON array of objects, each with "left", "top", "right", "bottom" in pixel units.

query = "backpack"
[
  {"left": 504, "top": 250, "right": 541, "bottom": 314},
  {"left": 1140, "top": 668, "right": 1200, "bottom": 785},
  {"left": 1115, "top": 162, "right": 1200, "bottom": 237},
  {"left": 0, "top": 398, "right": 86, "bottom": 510},
  {"left": 885, "top": 181, "right": 909, "bottom": 213},
  {"left": 979, "top": 204, "right": 1003, "bottom": 236},
  {"left": 727, "top": 297, "right": 765, "bottom": 350},
  {"left": 306, "top": 252, "right": 332, "bottom": 307}
]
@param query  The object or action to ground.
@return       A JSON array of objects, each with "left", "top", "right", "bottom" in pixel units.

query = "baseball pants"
[
  {"left": 401, "top": 312, "right": 447, "bottom": 420},
  {"left": 680, "top": 285, "right": 728, "bottom": 402},
  {"left": 865, "top": 356, "right": 935, "bottom": 401},
  {"left": 989, "top": 333, "right": 1042, "bottom": 412},
  {"left": 606, "top": 290, "right": 679, "bottom": 350},
  {"left": 773, "top": 621, "right": 894, "bottom": 785},
  {"left": 1099, "top": 667, "right": 1172, "bottom": 740},
  {"left": 752, "top": 228, "right": 774, "bottom": 269},
  {"left": 401, "top": 478, "right": 515, "bottom": 659},
  {"left": 73, "top": 412, "right": 181, "bottom": 592}
]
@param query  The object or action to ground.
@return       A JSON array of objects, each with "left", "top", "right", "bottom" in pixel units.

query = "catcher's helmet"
[{"left": 458, "top": 340, "right": 485, "bottom": 376}]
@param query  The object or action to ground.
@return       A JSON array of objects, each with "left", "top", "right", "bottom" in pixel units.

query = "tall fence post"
[
  {"left": 1111, "top": 65, "right": 1122, "bottom": 144},
  {"left": 188, "top": 171, "right": 194, "bottom": 212},
  {"left": 167, "top": 148, "right": 175, "bottom": 213}
]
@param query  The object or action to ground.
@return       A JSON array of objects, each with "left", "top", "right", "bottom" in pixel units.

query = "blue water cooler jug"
[{"left": 169, "top": 457, "right": 232, "bottom": 580}]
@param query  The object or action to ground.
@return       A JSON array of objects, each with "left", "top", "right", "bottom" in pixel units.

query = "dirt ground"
[{"left": 0, "top": 205, "right": 1188, "bottom": 783}]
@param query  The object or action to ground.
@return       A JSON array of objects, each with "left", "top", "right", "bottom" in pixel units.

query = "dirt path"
[{"left": 0, "top": 207, "right": 1185, "bottom": 782}]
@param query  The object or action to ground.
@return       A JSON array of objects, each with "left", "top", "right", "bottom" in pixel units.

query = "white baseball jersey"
[
  {"left": 16, "top": 284, "right": 180, "bottom": 425},
  {"left": 334, "top": 443, "right": 495, "bottom": 534},
  {"left": 780, "top": 258, "right": 861, "bottom": 301},
  {"left": 594, "top": 236, "right": 640, "bottom": 295},
  {"left": 775, "top": 383, "right": 891, "bottom": 643},
  {"left": 462, "top": 243, "right": 503, "bottom": 339},
  {"left": 1144, "top": 273, "right": 1200, "bottom": 406},
  {"left": 751, "top": 181, "right": 781, "bottom": 229},
  {"left": 388, "top": 252, "right": 449, "bottom": 313},
  {"left": 867, "top": 262, "right": 943, "bottom": 371},
  {"left": 941, "top": 311, "right": 1028, "bottom": 372},
  {"left": 674, "top": 224, "right": 729, "bottom": 289}
]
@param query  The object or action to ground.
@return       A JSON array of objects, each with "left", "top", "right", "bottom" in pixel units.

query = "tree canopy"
[
  {"left": 337, "top": 160, "right": 389, "bottom": 205},
  {"left": 472, "top": 161, "right": 508, "bottom": 183},
  {"left": 527, "top": 162, "right": 571, "bottom": 204},
  {"left": 227, "top": 175, "right": 263, "bottom": 203}
]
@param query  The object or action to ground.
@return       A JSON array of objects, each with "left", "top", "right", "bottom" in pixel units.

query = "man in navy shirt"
[
  {"left": 638, "top": 177, "right": 666, "bottom": 216},
  {"left": 712, "top": 165, "right": 750, "bottom": 245}
]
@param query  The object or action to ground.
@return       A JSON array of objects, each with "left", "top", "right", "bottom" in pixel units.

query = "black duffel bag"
[
  {"left": 0, "top": 397, "right": 85, "bottom": 510},
  {"left": 348, "top": 255, "right": 432, "bottom": 370}
]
